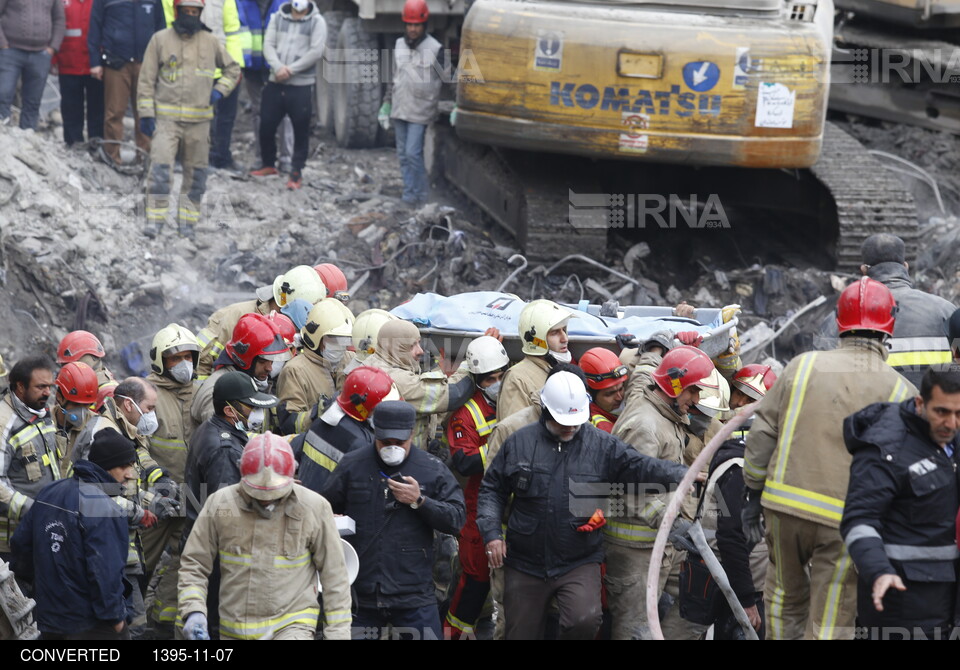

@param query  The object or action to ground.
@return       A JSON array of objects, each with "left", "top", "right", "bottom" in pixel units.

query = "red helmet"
[
  {"left": 579, "top": 348, "right": 629, "bottom": 391},
  {"left": 96, "top": 380, "right": 119, "bottom": 413},
  {"left": 240, "top": 432, "right": 296, "bottom": 501},
  {"left": 337, "top": 366, "right": 399, "bottom": 421},
  {"left": 651, "top": 345, "right": 715, "bottom": 398},
  {"left": 225, "top": 313, "right": 290, "bottom": 370},
  {"left": 314, "top": 263, "right": 348, "bottom": 295},
  {"left": 269, "top": 312, "right": 298, "bottom": 348},
  {"left": 57, "top": 330, "right": 105, "bottom": 364},
  {"left": 56, "top": 362, "right": 99, "bottom": 405},
  {"left": 836, "top": 276, "right": 897, "bottom": 337},
  {"left": 402, "top": 0, "right": 429, "bottom": 23},
  {"left": 732, "top": 364, "right": 777, "bottom": 401}
]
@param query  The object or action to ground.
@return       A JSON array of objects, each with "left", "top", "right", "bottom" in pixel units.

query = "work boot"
[
  {"left": 250, "top": 165, "right": 279, "bottom": 177},
  {"left": 286, "top": 169, "right": 302, "bottom": 190},
  {"left": 178, "top": 220, "right": 196, "bottom": 239},
  {"left": 143, "top": 220, "right": 161, "bottom": 239}
]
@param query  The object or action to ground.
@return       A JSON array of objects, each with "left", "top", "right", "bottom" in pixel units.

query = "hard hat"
[
  {"left": 651, "top": 345, "right": 715, "bottom": 399},
  {"left": 540, "top": 370, "right": 590, "bottom": 426},
  {"left": 96, "top": 380, "right": 119, "bottom": 413},
  {"left": 272, "top": 265, "right": 327, "bottom": 309},
  {"left": 337, "top": 366, "right": 401, "bottom": 421},
  {"left": 402, "top": 0, "right": 429, "bottom": 23},
  {"left": 732, "top": 364, "right": 777, "bottom": 401},
  {"left": 693, "top": 368, "right": 730, "bottom": 417},
  {"left": 0, "top": 353, "right": 6, "bottom": 378},
  {"left": 225, "top": 313, "right": 291, "bottom": 370},
  {"left": 836, "top": 276, "right": 897, "bottom": 337},
  {"left": 239, "top": 432, "right": 296, "bottom": 502},
  {"left": 352, "top": 309, "right": 397, "bottom": 356},
  {"left": 268, "top": 312, "right": 298, "bottom": 348},
  {"left": 465, "top": 335, "right": 509, "bottom": 376},
  {"left": 580, "top": 347, "right": 629, "bottom": 391},
  {"left": 149, "top": 323, "right": 200, "bottom": 374},
  {"left": 519, "top": 299, "right": 573, "bottom": 356},
  {"left": 56, "top": 362, "right": 99, "bottom": 405},
  {"left": 314, "top": 263, "right": 348, "bottom": 295},
  {"left": 301, "top": 299, "right": 355, "bottom": 351},
  {"left": 280, "top": 298, "right": 313, "bottom": 331},
  {"left": 57, "top": 330, "right": 105, "bottom": 364},
  {"left": 642, "top": 330, "right": 674, "bottom": 354},
  {"left": 174, "top": 0, "right": 205, "bottom": 8}
]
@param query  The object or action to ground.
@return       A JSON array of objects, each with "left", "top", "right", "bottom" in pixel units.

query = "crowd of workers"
[{"left": 3, "top": 233, "right": 960, "bottom": 642}]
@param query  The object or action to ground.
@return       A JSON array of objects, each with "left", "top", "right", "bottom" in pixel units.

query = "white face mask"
[
  {"left": 247, "top": 408, "right": 266, "bottom": 432},
  {"left": 269, "top": 359, "right": 285, "bottom": 379},
  {"left": 253, "top": 376, "right": 269, "bottom": 392},
  {"left": 169, "top": 360, "right": 194, "bottom": 385},
  {"left": 482, "top": 380, "right": 502, "bottom": 403},
  {"left": 321, "top": 336, "right": 350, "bottom": 366},
  {"left": 551, "top": 350, "right": 572, "bottom": 364},
  {"left": 379, "top": 445, "right": 407, "bottom": 466},
  {"left": 118, "top": 394, "right": 159, "bottom": 436}
]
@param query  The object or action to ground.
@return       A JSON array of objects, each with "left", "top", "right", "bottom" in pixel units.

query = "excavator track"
[{"left": 810, "top": 121, "right": 919, "bottom": 271}]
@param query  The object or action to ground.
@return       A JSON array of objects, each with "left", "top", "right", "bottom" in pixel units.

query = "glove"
[
  {"left": 149, "top": 495, "right": 180, "bottom": 522},
  {"left": 378, "top": 102, "right": 391, "bottom": 130},
  {"left": 721, "top": 304, "right": 742, "bottom": 323},
  {"left": 139, "top": 509, "right": 158, "bottom": 529},
  {"left": 151, "top": 478, "right": 180, "bottom": 502},
  {"left": 211, "top": 89, "right": 223, "bottom": 105},
  {"left": 139, "top": 117, "right": 155, "bottom": 138},
  {"left": 576, "top": 508, "right": 607, "bottom": 532},
  {"left": 676, "top": 331, "right": 703, "bottom": 347},
  {"left": 741, "top": 488, "right": 765, "bottom": 549},
  {"left": 667, "top": 517, "right": 692, "bottom": 545},
  {"left": 615, "top": 333, "right": 639, "bottom": 349},
  {"left": 449, "top": 104, "right": 458, "bottom": 127},
  {"left": 183, "top": 612, "right": 209, "bottom": 641}
]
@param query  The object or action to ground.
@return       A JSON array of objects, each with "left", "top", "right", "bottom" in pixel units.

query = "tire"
[
  {"left": 332, "top": 17, "right": 382, "bottom": 148},
  {"left": 315, "top": 10, "right": 346, "bottom": 131}
]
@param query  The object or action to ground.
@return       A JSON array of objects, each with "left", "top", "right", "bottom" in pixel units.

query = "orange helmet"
[
  {"left": 402, "top": 0, "right": 429, "bottom": 23},
  {"left": 240, "top": 432, "right": 296, "bottom": 501},
  {"left": 337, "top": 366, "right": 400, "bottom": 421},
  {"left": 651, "top": 346, "right": 715, "bottom": 398},
  {"left": 836, "top": 277, "right": 897, "bottom": 337},
  {"left": 579, "top": 348, "right": 629, "bottom": 391},
  {"left": 732, "top": 364, "right": 778, "bottom": 401},
  {"left": 314, "top": 263, "right": 348, "bottom": 296},
  {"left": 225, "top": 313, "right": 290, "bottom": 370},
  {"left": 269, "top": 312, "right": 298, "bottom": 348},
  {"left": 96, "top": 380, "right": 119, "bottom": 413},
  {"left": 56, "top": 362, "right": 99, "bottom": 405},
  {"left": 57, "top": 330, "right": 105, "bottom": 364}
]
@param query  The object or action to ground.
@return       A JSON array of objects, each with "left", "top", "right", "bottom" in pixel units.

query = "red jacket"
[
  {"left": 589, "top": 402, "right": 616, "bottom": 433},
  {"left": 447, "top": 391, "right": 497, "bottom": 538},
  {"left": 54, "top": 0, "right": 93, "bottom": 75}
]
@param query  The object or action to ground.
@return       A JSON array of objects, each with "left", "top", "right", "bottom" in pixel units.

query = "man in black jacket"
[
  {"left": 477, "top": 371, "right": 690, "bottom": 640},
  {"left": 321, "top": 400, "right": 465, "bottom": 640},
  {"left": 841, "top": 368, "right": 960, "bottom": 640}
]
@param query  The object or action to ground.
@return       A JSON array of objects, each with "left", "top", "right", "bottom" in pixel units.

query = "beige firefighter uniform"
[
  {"left": 607, "top": 383, "right": 690, "bottom": 640},
  {"left": 137, "top": 25, "right": 240, "bottom": 234},
  {"left": 54, "top": 417, "right": 87, "bottom": 469},
  {"left": 276, "top": 348, "right": 337, "bottom": 435},
  {"left": 743, "top": 336, "right": 917, "bottom": 640},
  {"left": 0, "top": 392, "right": 60, "bottom": 553},
  {"left": 496, "top": 356, "right": 552, "bottom": 422},
  {"left": 178, "top": 483, "right": 352, "bottom": 640},
  {"left": 195, "top": 299, "right": 272, "bottom": 380},
  {"left": 618, "top": 350, "right": 660, "bottom": 405}
]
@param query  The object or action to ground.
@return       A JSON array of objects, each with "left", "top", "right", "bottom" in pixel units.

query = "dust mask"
[
  {"left": 379, "top": 445, "right": 407, "bottom": 466},
  {"left": 169, "top": 360, "right": 194, "bottom": 385},
  {"left": 269, "top": 359, "right": 285, "bottom": 379},
  {"left": 482, "top": 380, "right": 502, "bottom": 404},
  {"left": 551, "top": 350, "right": 572, "bottom": 364},
  {"left": 118, "top": 394, "right": 158, "bottom": 436}
]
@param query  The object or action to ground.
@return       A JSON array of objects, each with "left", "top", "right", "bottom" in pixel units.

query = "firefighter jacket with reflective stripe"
[
  {"left": 478, "top": 416, "right": 689, "bottom": 579},
  {"left": 277, "top": 347, "right": 336, "bottom": 434},
  {"left": 589, "top": 402, "right": 616, "bottom": 433},
  {"left": 178, "top": 484, "right": 352, "bottom": 639},
  {"left": 148, "top": 372, "right": 195, "bottom": 483},
  {"left": 235, "top": 0, "right": 277, "bottom": 69},
  {"left": 744, "top": 337, "right": 917, "bottom": 528},
  {"left": 196, "top": 299, "right": 271, "bottom": 379},
  {"left": 607, "top": 382, "right": 689, "bottom": 547},
  {"left": 447, "top": 390, "right": 496, "bottom": 538},
  {"left": 0, "top": 391, "right": 60, "bottom": 552},
  {"left": 497, "top": 355, "right": 552, "bottom": 423},
  {"left": 290, "top": 403, "right": 373, "bottom": 495},
  {"left": 137, "top": 25, "right": 240, "bottom": 121},
  {"left": 161, "top": 0, "right": 246, "bottom": 75},
  {"left": 841, "top": 399, "right": 960, "bottom": 590}
]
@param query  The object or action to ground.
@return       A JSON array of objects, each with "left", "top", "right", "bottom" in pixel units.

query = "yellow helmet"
[
  {"left": 519, "top": 299, "right": 573, "bottom": 356},
  {"left": 693, "top": 367, "right": 730, "bottom": 417},
  {"left": 272, "top": 265, "right": 327, "bottom": 308},
  {"left": 0, "top": 353, "right": 7, "bottom": 378},
  {"left": 352, "top": 309, "right": 397, "bottom": 356},
  {"left": 150, "top": 323, "right": 200, "bottom": 374},
  {"left": 301, "top": 299, "right": 356, "bottom": 351}
]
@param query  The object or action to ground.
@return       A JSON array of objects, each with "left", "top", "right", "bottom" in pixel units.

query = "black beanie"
[{"left": 88, "top": 430, "right": 137, "bottom": 472}]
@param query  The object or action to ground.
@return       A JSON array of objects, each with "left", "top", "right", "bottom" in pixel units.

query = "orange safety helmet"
[
  {"left": 732, "top": 364, "right": 777, "bottom": 401},
  {"left": 579, "top": 347, "right": 629, "bottom": 391},
  {"left": 56, "top": 362, "right": 99, "bottom": 405},
  {"left": 836, "top": 276, "right": 897, "bottom": 337},
  {"left": 225, "top": 313, "right": 290, "bottom": 370},
  {"left": 96, "top": 380, "right": 119, "bottom": 413},
  {"left": 314, "top": 263, "right": 349, "bottom": 296},
  {"left": 269, "top": 312, "right": 298, "bottom": 349},
  {"left": 239, "top": 432, "right": 296, "bottom": 501},
  {"left": 57, "top": 330, "right": 105, "bottom": 364},
  {"left": 337, "top": 366, "right": 399, "bottom": 421},
  {"left": 402, "top": 0, "right": 429, "bottom": 23},
  {"left": 651, "top": 345, "right": 715, "bottom": 398}
]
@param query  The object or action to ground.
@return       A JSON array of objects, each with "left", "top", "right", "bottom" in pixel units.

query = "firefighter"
[
  {"left": 52, "top": 362, "right": 99, "bottom": 463},
  {"left": 580, "top": 347, "right": 629, "bottom": 433},
  {"left": 314, "top": 263, "right": 349, "bottom": 303},
  {"left": 743, "top": 277, "right": 917, "bottom": 640},
  {"left": 340, "top": 308, "right": 396, "bottom": 380},
  {"left": 444, "top": 335, "right": 509, "bottom": 639},
  {"left": 56, "top": 329, "right": 116, "bottom": 391},
  {"left": 137, "top": 0, "right": 241, "bottom": 238}
]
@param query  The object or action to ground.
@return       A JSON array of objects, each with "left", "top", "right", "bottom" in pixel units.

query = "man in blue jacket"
[
  {"left": 88, "top": 0, "right": 164, "bottom": 165},
  {"left": 11, "top": 430, "right": 136, "bottom": 640}
]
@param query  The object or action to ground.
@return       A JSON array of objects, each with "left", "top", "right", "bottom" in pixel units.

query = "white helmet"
[
  {"left": 352, "top": 309, "right": 397, "bottom": 356},
  {"left": 272, "top": 265, "right": 327, "bottom": 308},
  {"left": 540, "top": 371, "right": 590, "bottom": 426},
  {"left": 149, "top": 323, "right": 200, "bottom": 374},
  {"left": 694, "top": 368, "right": 730, "bottom": 418},
  {"left": 519, "top": 299, "right": 574, "bottom": 356},
  {"left": 465, "top": 335, "right": 510, "bottom": 376},
  {"left": 301, "top": 299, "right": 355, "bottom": 351}
]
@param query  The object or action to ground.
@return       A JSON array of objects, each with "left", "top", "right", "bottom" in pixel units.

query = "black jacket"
[
  {"left": 841, "top": 400, "right": 960, "bottom": 627},
  {"left": 290, "top": 405, "right": 374, "bottom": 494},
  {"left": 184, "top": 415, "right": 249, "bottom": 523},
  {"left": 477, "top": 416, "right": 689, "bottom": 579},
  {"left": 320, "top": 445, "right": 465, "bottom": 609},
  {"left": 88, "top": 0, "right": 165, "bottom": 68},
  {"left": 708, "top": 438, "right": 757, "bottom": 607}
]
